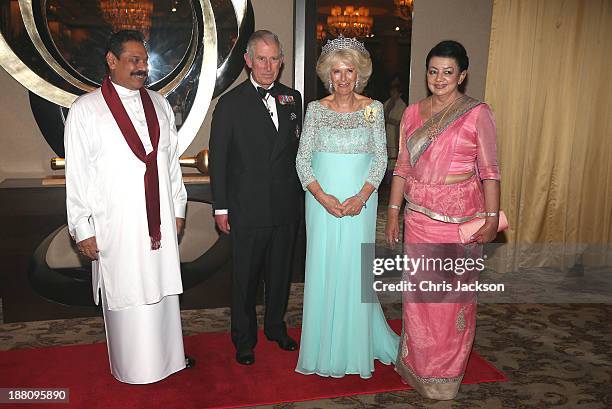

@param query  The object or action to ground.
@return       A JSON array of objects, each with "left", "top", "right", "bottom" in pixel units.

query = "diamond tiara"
[{"left": 320, "top": 35, "right": 369, "bottom": 57}]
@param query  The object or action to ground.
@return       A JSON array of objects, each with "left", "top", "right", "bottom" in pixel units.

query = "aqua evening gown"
[{"left": 295, "top": 100, "right": 399, "bottom": 379}]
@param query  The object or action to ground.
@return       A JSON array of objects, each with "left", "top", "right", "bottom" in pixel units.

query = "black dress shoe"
[
  {"left": 185, "top": 355, "right": 196, "bottom": 369},
  {"left": 267, "top": 335, "right": 298, "bottom": 351},
  {"left": 236, "top": 349, "right": 255, "bottom": 365}
]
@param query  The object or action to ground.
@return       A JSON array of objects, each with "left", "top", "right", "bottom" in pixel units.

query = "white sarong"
[{"left": 101, "top": 281, "right": 186, "bottom": 384}]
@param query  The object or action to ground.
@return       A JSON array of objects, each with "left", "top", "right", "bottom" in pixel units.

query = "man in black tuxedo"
[{"left": 209, "top": 30, "right": 303, "bottom": 365}]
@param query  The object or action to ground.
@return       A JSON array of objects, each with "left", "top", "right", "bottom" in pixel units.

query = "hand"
[
  {"left": 315, "top": 192, "right": 344, "bottom": 218},
  {"left": 385, "top": 215, "right": 401, "bottom": 246},
  {"left": 176, "top": 217, "right": 185, "bottom": 237},
  {"left": 471, "top": 217, "right": 499, "bottom": 244},
  {"left": 340, "top": 195, "right": 365, "bottom": 217},
  {"left": 77, "top": 236, "right": 99, "bottom": 260},
  {"left": 215, "top": 214, "right": 231, "bottom": 234}
]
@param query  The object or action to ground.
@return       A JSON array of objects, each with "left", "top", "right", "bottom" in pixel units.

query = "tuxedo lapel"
[
  {"left": 243, "top": 82, "right": 278, "bottom": 138},
  {"left": 271, "top": 95, "right": 297, "bottom": 160},
  {"left": 276, "top": 98, "right": 290, "bottom": 137}
]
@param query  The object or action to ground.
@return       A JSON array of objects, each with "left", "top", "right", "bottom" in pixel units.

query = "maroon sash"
[{"left": 101, "top": 76, "right": 162, "bottom": 250}]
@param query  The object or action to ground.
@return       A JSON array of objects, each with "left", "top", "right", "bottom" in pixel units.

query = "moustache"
[{"left": 131, "top": 71, "right": 148, "bottom": 77}]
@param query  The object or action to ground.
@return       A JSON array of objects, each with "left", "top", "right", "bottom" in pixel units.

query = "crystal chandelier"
[
  {"left": 394, "top": 0, "right": 414, "bottom": 21},
  {"left": 316, "top": 23, "right": 327, "bottom": 42},
  {"left": 99, "top": 0, "right": 154, "bottom": 39},
  {"left": 326, "top": 5, "right": 373, "bottom": 38}
]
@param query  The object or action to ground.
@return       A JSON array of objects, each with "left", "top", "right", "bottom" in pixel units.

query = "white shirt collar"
[
  {"left": 250, "top": 73, "right": 275, "bottom": 91},
  {"left": 111, "top": 80, "right": 141, "bottom": 97}
]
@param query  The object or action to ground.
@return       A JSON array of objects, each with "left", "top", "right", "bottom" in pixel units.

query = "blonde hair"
[{"left": 316, "top": 48, "right": 372, "bottom": 93}]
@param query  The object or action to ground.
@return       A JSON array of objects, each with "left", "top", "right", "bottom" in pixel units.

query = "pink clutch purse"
[{"left": 458, "top": 211, "right": 508, "bottom": 243}]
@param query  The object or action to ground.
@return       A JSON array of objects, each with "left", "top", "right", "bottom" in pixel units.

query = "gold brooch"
[{"left": 363, "top": 105, "right": 377, "bottom": 123}]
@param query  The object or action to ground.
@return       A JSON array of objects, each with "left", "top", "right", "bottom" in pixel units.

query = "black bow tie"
[{"left": 257, "top": 86, "right": 274, "bottom": 99}]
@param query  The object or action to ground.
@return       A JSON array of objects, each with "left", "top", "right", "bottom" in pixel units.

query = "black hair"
[
  {"left": 425, "top": 40, "right": 469, "bottom": 72},
  {"left": 104, "top": 30, "right": 145, "bottom": 70}
]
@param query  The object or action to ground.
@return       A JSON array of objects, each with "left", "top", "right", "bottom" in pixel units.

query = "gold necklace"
[{"left": 427, "top": 95, "right": 461, "bottom": 140}]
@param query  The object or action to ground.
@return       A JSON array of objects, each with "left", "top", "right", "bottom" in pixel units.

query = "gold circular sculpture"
[{"left": 0, "top": 0, "right": 254, "bottom": 155}]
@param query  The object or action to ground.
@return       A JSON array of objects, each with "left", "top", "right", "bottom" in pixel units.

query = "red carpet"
[{"left": 0, "top": 320, "right": 507, "bottom": 408}]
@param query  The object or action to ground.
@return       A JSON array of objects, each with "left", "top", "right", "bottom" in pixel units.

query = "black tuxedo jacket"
[{"left": 209, "top": 79, "right": 303, "bottom": 228}]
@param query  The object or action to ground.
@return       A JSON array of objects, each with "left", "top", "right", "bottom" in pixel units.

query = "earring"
[
  {"left": 328, "top": 80, "right": 334, "bottom": 93},
  {"left": 355, "top": 78, "right": 360, "bottom": 90}
]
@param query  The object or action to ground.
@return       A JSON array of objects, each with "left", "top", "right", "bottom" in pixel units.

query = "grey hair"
[{"left": 246, "top": 30, "right": 284, "bottom": 59}]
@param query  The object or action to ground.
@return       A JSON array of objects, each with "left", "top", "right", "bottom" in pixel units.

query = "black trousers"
[{"left": 230, "top": 223, "right": 298, "bottom": 351}]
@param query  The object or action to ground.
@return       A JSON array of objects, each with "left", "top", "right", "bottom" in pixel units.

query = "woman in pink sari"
[{"left": 385, "top": 41, "right": 501, "bottom": 400}]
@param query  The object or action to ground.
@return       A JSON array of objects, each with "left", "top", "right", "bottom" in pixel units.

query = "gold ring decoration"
[
  {"left": 0, "top": 25, "right": 78, "bottom": 107},
  {"left": 176, "top": 0, "right": 217, "bottom": 154},
  {"left": 0, "top": 0, "right": 254, "bottom": 157},
  {"left": 18, "top": 0, "right": 95, "bottom": 95},
  {"left": 213, "top": 0, "right": 254, "bottom": 97}
]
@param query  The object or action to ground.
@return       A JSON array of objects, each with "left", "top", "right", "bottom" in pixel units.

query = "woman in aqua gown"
[{"left": 295, "top": 36, "right": 399, "bottom": 379}]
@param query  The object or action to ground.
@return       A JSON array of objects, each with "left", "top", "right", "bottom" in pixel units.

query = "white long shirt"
[{"left": 64, "top": 81, "right": 187, "bottom": 310}]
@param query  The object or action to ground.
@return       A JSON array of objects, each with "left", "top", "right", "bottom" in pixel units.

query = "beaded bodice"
[{"left": 296, "top": 100, "right": 387, "bottom": 189}]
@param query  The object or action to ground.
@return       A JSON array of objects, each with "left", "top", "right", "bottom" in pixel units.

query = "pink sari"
[{"left": 393, "top": 96, "right": 500, "bottom": 400}]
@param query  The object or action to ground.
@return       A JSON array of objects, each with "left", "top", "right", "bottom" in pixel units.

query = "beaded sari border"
[{"left": 407, "top": 96, "right": 482, "bottom": 167}]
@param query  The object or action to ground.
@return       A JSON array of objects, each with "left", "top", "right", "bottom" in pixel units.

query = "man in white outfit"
[{"left": 64, "top": 30, "right": 194, "bottom": 384}]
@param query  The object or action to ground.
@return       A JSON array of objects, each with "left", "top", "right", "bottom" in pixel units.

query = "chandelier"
[
  {"left": 316, "top": 23, "right": 327, "bottom": 42},
  {"left": 327, "top": 5, "right": 373, "bottom": 38},
  {"left": 394, "top": 0, "right": 414, "bottom": 21},
  {"left": 99, "top": 0, "right": 154, "bottom": 39}
]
